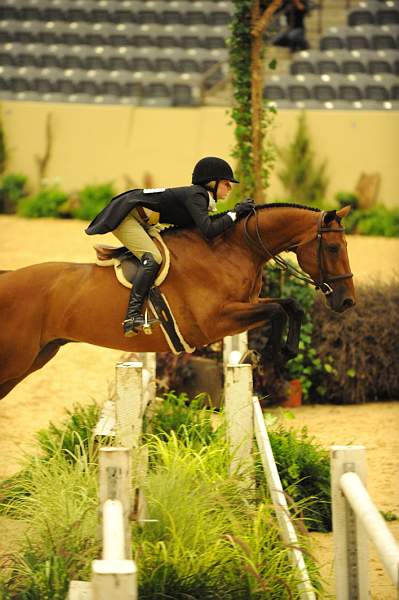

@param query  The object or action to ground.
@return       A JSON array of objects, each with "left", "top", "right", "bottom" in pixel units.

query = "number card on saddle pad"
[{"left": 93, "top": 233, "right": 195, "bottom": 355}]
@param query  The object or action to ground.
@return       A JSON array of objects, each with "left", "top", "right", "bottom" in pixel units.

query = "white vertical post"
[
  {"left": 223, "top": 333, "right": 248, "bottom": 366},
  {"left": 330, "top": 445, "right": 369, "bottom": 600},
  {"left": 224, "top": 363, "right": 254, "bottom": 486},
  {"left": 92, "top": 559, "right": 137, "bottom": 600},
  {"left": 253, "top": 396, "right": 316, "bottom": 599},
  {"left": 99, "top": 447, "right": 132, "bottom": 561},
  {"left": 115, "top": 361, "right": 145, "bottom": 450}
]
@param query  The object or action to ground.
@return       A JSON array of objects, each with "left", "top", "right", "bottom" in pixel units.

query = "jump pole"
[
  {"left": 253, "top": 395, "right": 316, "bottom": 599},
  {"left": 331, "top": 445, "right": 399, "bottom": 599},
  {"left": 223, "top": 334, "right": 315, "bottom": 599}
]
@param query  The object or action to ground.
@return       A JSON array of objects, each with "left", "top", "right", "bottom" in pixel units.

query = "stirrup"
[{"left": 142, "top": 308, "right": 160, "bottom": 336}]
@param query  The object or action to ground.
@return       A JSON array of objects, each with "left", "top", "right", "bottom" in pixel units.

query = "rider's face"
[{"left": 217, "top": 180, "right": 232, "bottom": 200}]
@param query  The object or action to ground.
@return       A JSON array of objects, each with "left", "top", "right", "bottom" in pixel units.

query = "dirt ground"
[{"left": 1, "top": 215, "right": 399, "bottom": 598}]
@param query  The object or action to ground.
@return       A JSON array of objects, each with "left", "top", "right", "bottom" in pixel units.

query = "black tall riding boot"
[{"left": 123, "top": 252, "right": 160, "bottom": 337}]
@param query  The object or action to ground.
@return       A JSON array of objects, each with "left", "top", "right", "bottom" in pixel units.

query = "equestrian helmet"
[{"left": 192, "top": 156, "right": 239, "bottom": 185}]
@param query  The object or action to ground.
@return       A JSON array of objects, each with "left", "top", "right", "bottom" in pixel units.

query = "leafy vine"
[{"left": 228, "top": 0, "right": 281, "bottom": 202}]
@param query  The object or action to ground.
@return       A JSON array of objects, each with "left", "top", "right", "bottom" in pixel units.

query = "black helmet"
[{"left": 192, "top": 156, "right": 239, "bottom": 185}]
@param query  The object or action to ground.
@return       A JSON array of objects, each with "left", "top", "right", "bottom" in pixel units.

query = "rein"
[{"left": 242, "top": 208, "right": 353, "bottom": 296}]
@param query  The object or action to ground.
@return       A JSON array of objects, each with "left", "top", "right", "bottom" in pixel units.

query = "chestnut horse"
[{"left": 0, "top": 203, "right": 355, "bottom": 399}]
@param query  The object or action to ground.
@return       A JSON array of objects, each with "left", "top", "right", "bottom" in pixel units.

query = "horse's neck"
[{"left": 247, "top": 207, "right": 320, "bottom": 255}]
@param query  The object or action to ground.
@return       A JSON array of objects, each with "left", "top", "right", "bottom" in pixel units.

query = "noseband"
[{"left": 243, "top": 209, "right": 353, "bottom": 296}]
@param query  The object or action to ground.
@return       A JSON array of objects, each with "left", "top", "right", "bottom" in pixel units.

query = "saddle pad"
[
  {"left": 94, "top": 230, "right": 169, "bottom": 289},
  {"left": 93, "top": 233, "right": 195, "bottom": 355}
]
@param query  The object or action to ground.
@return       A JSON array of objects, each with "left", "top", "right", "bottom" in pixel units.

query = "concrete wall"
[{"left": 1, "top": 100, "right": 398, "bottom": 206}]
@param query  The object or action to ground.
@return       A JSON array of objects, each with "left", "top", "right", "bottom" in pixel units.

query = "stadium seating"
[{"left": 0, "top": 0, "right": 397, "bottom": 109}]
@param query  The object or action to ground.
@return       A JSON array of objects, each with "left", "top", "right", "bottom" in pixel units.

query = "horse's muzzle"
[{"left": 328, "top": 295, "right": 356, "bottom": 313}]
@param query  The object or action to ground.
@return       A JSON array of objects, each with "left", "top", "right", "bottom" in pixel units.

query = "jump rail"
[
  {"left": 331, "top": 445, "right": 399, "bottom": 599},
  {"left": 224, "top": 334, "right": 316, "bottom": 600}
]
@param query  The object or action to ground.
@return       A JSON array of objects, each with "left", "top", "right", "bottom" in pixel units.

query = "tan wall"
[{"left": 1, "top": 100, "right": 399, "bottom": 206}]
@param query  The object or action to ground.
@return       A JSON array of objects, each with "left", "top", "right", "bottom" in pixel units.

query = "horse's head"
[{"left": 295, "top": 206, "right": 356, "bottom": 313}]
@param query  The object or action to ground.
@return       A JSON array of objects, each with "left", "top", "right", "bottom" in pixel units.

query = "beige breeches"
[{"left": 113, "top": 209, "right": 163, "bottom": 264}]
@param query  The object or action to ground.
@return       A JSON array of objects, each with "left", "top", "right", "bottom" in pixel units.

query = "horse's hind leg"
[{"left": 0, "top": 340, "right": 67, "bottom": 399}]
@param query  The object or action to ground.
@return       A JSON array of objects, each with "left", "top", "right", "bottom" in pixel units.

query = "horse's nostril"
[{"left": 343, "top": 298, "right": 355, "bottom": 309}]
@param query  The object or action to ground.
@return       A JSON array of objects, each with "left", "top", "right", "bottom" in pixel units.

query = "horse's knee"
[
  {"left": 269, "top": 303, "right": 288, "bottom": 325},
  {"left": 280, "top": 297, "right": 305, "bottom": 317}
]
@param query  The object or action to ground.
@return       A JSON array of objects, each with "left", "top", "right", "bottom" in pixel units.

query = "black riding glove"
[{"left": 234, "top": 199, "right": 256, "bottom": 220}]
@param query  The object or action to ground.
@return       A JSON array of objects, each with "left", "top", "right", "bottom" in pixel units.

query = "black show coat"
[{"left": 85, "top": 185, "right": 234, "bottom": 240}]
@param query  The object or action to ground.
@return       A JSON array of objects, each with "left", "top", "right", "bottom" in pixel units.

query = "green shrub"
[
  {"left": 266, "top": 422, "right": 331, "bottom": 532},
  {"left": 146, "top": 390, "right": 218, "bottom": 447},
  {"left": 0, "top": 405, "right": 322, "bottom": 599},
  {"left": 0, "top": 173, "right": 28, "bottom": 213},
  {"left": 344, "top": 204, "right": 399, "bottom": 237},
  {"left": 71, "top": 182, "right": 114, "bottom": 220},
  {"left": 277, "top": 112, "right": 329, "bottom": 206},
  {"left": 17, "top": 185, "right": 68, "bottom": 218},
  {"left": 311, "top": 279, "right": 399, "bottom": 403}
]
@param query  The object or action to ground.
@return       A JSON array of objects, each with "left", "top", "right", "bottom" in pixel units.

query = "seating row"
[
  {"left": 0, "top": 43, "right": 227, "bottom": 76},
  {"left": 267, "top": 98, "right": 399, "bottom": 110},
  {"left": 347, "top": 0, "right": 399, "bottom": 26},
  {"left": 0, "top": 65, "right": 201, "bottom": 106},
  {"left": 291, "top": 48, "right": 399, "bottom": 75},
  {"left": 264, "top": 72, "right": 399, "bottom": 102},
  {"left": 320, "top": 24, "right": 399, "bottom": 50},
  {"left": 0, "top": 20, "right": 229, "bottom": 49},
  {"left": 0, "top": 0, "right": 233, "bottom": 26}
]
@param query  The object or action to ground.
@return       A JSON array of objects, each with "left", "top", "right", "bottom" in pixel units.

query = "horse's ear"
[
  {"left": 336, "top": 205, "right": 351, "bottom": 219},
  {"left": 323, "top": 210, "right": 336, "bottom": 225}
]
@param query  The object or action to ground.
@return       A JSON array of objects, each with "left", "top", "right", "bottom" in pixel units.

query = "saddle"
[{"left": 93, "top": 240, "right": 195, "bottom": 355}]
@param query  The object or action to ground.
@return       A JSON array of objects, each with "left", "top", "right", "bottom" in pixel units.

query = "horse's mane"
[{"left": 162, "top": 202, "right": 321, "bottom": 237}]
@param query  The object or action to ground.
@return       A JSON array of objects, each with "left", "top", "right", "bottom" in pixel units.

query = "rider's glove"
[{"left": 234, "top": 199, "right": 256, "bottom": 220}]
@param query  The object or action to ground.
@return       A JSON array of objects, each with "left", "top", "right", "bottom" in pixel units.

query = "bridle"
[{"left": 242, "top": 208, "right": 353, "bottom": 296}]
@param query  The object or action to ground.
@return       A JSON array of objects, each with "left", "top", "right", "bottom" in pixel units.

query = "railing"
[{"left": 331, "top": 445, "right": 399, "bottom": 599}]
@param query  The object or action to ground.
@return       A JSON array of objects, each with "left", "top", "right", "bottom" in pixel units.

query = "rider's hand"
[{"left": 234, "top": 199, "right": 256, "bottom": 220}]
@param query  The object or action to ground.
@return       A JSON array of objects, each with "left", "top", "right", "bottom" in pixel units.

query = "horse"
[{"left": 0, "top": 203, "right": 355, "bottom": 399}]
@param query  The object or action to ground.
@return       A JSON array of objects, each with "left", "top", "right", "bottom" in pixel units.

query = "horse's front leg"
[
  {"left": 257, "top": 297, "right": 305, "bottom": 360},
  {"left": 218, "top": 301, "right": 288, "bottom": 367}
]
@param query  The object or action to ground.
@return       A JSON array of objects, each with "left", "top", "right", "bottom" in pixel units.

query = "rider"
[{"left": 85, "top": 156, "right": 255, "bottom": 337}]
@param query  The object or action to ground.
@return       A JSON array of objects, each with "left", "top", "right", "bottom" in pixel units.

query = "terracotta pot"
[{"left": 282, "top": 379, "right": 302, "bottom": 408}]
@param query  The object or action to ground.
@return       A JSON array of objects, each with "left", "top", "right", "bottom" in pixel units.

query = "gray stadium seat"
[
  {"left": 263, "top": 74, "right": 290, "bottom": 100},
  {"left": 136, "top": 2, "right": 164, "bottom": 25},
  {"left": 341, "top": 50, "right": 369, "bottom": 74},
  {"left": 376, "top": 2, "right": 399, "bottom": 25},
  {"left": 142, "top": 83, "right": 173, "bottom": 107},
  {"left": 368, "top": 49, "right": 399, "bottom": 74},
  {"left": 287, "top": 74, "right": 320, "bottom": 101},
  {"left": 290, "top": 50, "right": 324, "bottom": 75},
  {"left": 320, "top": 26, "right": 349, "bottom": 50},
  {"left": 369, "top": 73, "right": 398, "bottom": 98},
  {"left": 339, "top": 73, "right": 370, "bottom": 101},
  {"left": 318, "top": 50, "right": 347, "bottom": 74},
  {"left": 347, "top": 1, "right": 379, "bottom": 26},
  {"left": 372, "top": 24, "right": 399, "bottom": 49},
  {"left": 346, "top": 25, "right": 374, "bottom": 50}
]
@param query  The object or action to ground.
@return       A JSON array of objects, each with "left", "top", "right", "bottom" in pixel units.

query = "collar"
[{"left": 207, "top": 191, "right": 217, "bottom": 212}]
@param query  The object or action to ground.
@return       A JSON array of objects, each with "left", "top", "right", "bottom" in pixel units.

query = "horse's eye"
[{"left": 327, "top": 244, "right": 339, "bottom": 254}]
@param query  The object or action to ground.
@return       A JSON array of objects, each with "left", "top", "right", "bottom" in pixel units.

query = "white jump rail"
[
  {"left": 68, "top": 447, "right": 137, "bottom": 600},
  {"left": 331, "top": 445, "right": 399, "bottom": 599},
  {"left": 224, "top": 334, "right": 316, "bottom": 599}
]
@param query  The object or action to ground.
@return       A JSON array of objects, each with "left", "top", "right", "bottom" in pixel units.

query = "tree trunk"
[{"left": 251, "top": 0, "right": 282, "bottom": 203}]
